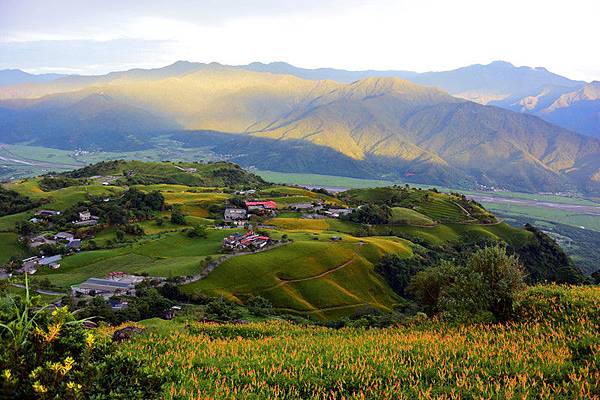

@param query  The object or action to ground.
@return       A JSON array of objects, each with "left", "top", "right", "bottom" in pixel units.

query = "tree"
[
  {"left": 408, "top": 246, "right": 526, "bottom": 321},
  {"left": 375, "top": 254, "right": 424, "bottom": 296},
  {"left": 348, "top": 204, "right": 391, "bottom": 225},
  {"left": 187, "top": 225, "right": 208, "bottom": 238},
  {"left": 15, "top": 221, "right": 37, "bottom": 236},
  {"left": 170, "top": 209, "right": 186, "bottom": 225}
]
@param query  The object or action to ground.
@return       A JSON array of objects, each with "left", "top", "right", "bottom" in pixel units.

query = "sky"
[{"left": 0, "top": 0, "right": 599, "bottom": 81}]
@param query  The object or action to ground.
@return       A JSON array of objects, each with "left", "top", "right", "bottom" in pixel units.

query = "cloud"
[
  {"left": 0, "top": 39, "right": 172, "bottom": 74},
  {"left": 0, "top": 0, "right": 598, "bottom": 81}
]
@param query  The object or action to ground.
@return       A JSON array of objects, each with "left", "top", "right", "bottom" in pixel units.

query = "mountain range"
[{"left": 1, "top": 61, "right": 600, "bottom": 194}]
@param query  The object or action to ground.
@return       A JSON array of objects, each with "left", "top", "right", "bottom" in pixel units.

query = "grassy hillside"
[
  {"left": 181, "top": 232, "right": 409, "bottom": 320},
  {"left": 0, "top": 161, "right": 585, "bottom": 319},
  {"left": 116, "top": 285, "right": 599, "bottom": 399},
  {"left": 61, "top": 160, "right": 267, "bottom": 188}
]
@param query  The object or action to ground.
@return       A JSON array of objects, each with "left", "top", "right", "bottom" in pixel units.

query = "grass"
[
  {"left": 0, "top": 233, "right": 29, "bottom": 263},
  {"left": 181, "top": 234, "right": 408, "bottom": 319},
  {"left": 389, "top": 207, "right": 436, "bottom": 226},
  {"left": 35, "top": 230, "right": 231, "bottom": 288},
  {"left": 255, "top": 170, "right": 397, "bottom": 189},
  {"left": 119, "top": 286, "right": 599, "bottom": 399}
]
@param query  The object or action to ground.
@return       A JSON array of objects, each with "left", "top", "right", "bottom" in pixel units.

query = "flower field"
[{"left": 121, "top": 286, "right": 599, "bottom": 399}]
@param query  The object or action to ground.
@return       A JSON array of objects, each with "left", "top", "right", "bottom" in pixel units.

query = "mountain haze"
[{"left": 2, "top": 63, "right": 600, "bottom": 193}]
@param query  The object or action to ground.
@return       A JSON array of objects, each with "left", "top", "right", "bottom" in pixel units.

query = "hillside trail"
[{"left": 257, "top": 242, "right": 365, "bottom": 293}]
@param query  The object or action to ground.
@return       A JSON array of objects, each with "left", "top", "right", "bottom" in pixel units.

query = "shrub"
[
  {"left": 409, "top": 245, "right": 526, "bottom": 322},
  {"left": 205, "top": 297, "right": 243, "bottom": 321},
  {"left": 0, "top": 277, "right": 165, "bottom": 399},
  {"left": 245, "top": 296, "right": 273, "bottom": 316},
  {"left": 187, "top": 225, "right": 208, "bottom": 238},
  {"left": 170, "top": 209, "right": 186, "bottom": 225}
]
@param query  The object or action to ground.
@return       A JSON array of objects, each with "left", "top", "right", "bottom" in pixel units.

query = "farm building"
[
  {"left": 245, "top": 201, "right": 278, "bottom": 214},
  {"left": 71, "top": 278, "right": 136, "bottom": 298},
  {"left": 224, "top": 208, "right": 248, "bottom": 222}
]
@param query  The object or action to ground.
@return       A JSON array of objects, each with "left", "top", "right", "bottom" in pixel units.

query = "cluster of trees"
[
  {"left": 0, "top": 187, "right": 41, "bottom": 217},
  {"left": 54, "top": 188, "right": 165, "bottom": 228},
  {"left": 39, "top": 176, "right": 84, "bottom": 191},
  {"left": 378, "top": 245, "right": 526, "bottom": 322},
  {"left": 346, "top": 204, "right": 391, "bottom": 225}
]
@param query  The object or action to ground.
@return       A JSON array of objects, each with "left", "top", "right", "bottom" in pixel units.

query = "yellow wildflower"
[
  {"left": 50, "top": 362, "right": 62, "bottom": 373},
  {"left": 62, "top": 357, "right": 75, "bottom": 374},
  {"left": 85, "top": 332, "right": 95, "bottom": 348},
  {"left": 29, "top": 367, "right": 42, "bottom": 380},
  {"left": 32, "top": 381, "right": 48, "bottom": 394},
  {"left": 66, "top": 381, "right": 82, "bottom": 392},
  {"left": 2, "top": 370, "right": 11, "bottom": 380}
]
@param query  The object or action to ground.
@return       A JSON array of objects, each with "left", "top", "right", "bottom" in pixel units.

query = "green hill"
[
  {"left": 60, "top": 160, "right": 267, "bottom": 188},
  {"left": 0, "top": 162, "right": 585, "bottom": 319}
]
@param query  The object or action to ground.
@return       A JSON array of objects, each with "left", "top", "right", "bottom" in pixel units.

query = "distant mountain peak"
[{"left": 488, "top": 60, "right": 515, "bottom": 67}]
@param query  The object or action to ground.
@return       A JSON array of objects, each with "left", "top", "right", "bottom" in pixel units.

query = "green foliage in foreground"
[
  {"left": 0, "top": 279, "right": 164, "bottom": 399},
  {"left": 122, "top": 285, "right": 599, "bottom": 399}
]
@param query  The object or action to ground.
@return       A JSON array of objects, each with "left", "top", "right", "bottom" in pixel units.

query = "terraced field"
[{"left": 389, "top": 207, "right": 436, "bottom": 226}]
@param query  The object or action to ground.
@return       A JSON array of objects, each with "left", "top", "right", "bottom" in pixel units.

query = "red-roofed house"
[{"left": 245, "top": 201, "right": 278, "bottom": 213}]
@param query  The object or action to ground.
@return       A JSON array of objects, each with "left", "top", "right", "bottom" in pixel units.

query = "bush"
[
  {"left": 409, "top": 245, "right": 526, "bottom": 322},
  {"left": 0, "top": 278, "right": 165, "bottom": 399},
  {"left": 187, "top": 225, "right": 208, "bottom": 238},
  {"left": 245, "top": 296, "right": 273, "bottom": 316},
  {"left": 205, "top": 297, "right": 243, "bottom": 321},
  {"left": 170, "top": 209, "right": 186, "bottom": 225}
]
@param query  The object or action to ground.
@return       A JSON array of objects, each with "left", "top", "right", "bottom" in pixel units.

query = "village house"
[
  {"left": 54, "top": 232, "right": 75, "bottom": 242},
  {"left": 35, "top": 210, "right": 61, "bottom": 218},
  {"left": 17, "top": 254, "right": 63, "bottom": 273},
  {"left": 28, "top": 234, "right": 57, "bottom": 248},
  {"left": 38, "top": 254, "right": 62, "bottom": 270},
  {"left": 67, "top": 239, "right": 82, "bottom": 250},
  {"left": 245, "top": 201, "right": 278, "bottom": 215},
  {"left": 73, "top": 210, "right": 99, "bottom": 226},
  {"left": 289, "top": 202, "right": 323, "bottom": 212},
  {"left": 17, "top": 256, "right": 40, "bottom": 275},
  {"left": 223, "top": 231, "right": 271, "bottom": 251},
  {"left": 0, "top": 268, "right": 13, "bottom": 279},
  {"left": 323, "top": 208, "right": 353, "bottom": 218},
  {"left": 224, "top": 207, "right": 248, "bottom": 224},
  {"left": 235, "top": 189, "right": 256, "bottom": 195}
]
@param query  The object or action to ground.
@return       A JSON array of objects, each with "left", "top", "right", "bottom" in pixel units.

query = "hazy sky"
[{"left": 1, "top": 0, "right": 598, "bottom": 80}]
